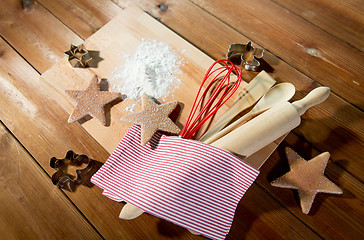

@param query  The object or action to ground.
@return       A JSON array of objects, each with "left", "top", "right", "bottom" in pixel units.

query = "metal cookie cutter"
[
  {"left": 227, "top": 41, "right": 264, "bottom": 71},
  {"left": 64, "top": 44, "right": 92, "bottom": 68},
  {"left": 50, "top": 150, "right": 102, "bottom": 191}
]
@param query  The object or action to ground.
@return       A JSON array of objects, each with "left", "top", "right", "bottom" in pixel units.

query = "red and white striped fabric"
[{"left": 91, "top": 125, "right": 259, "bottom": 240}]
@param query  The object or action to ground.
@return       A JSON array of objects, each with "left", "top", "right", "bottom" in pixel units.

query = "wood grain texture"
[
  {"left": 38, "top": 7, "right": 280, "bottom": 162},
  {"left": 274, "top": 0, "right": 364, "bottom": 52},
  {"left": 227, "top": 184, "right": 321, "bottom": 240},
  {"left": 272, "top": 0, "right": 364, "bottom": 51},
  {"left": 0, "top": 4, "right": 321, "bottom": 240},
  {"left": 38, "top": 0, "right": 121, "bottom": 39},
  {"left": 258, "top": 134, "right": 364, "bottom": 239},
  {"left": 0, "top": 0, "right": 362, "bottom": 239},
  {"left": 105, "top": 1, "right": 364, "bottom": 238},
  {"left": 0, "top": 123, "right": 102, "bottom": 240},
  {"left": 128, "top": 0, "right": 364, "bottom": 182},
  {"left": 0, "top": 35, "right": 196, "bottom": 240},
  {"left": 0, "top": 0, "right": 82, "bottom": 73},
  {"left": 189, "top": 0, "right": 364, "bottom": 110}
]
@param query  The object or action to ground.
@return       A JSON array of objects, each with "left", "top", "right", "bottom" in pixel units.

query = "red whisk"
[{"left": 180, "top": 59, "right": 242, "bottom": 139}]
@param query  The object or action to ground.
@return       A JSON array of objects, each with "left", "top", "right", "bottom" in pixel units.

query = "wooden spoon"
[
  {"left": 199, "top": 70, "right": 275, "bottom": 142},
  {"left": 204, "top": 82, "right": 295, "bottom": 144}
]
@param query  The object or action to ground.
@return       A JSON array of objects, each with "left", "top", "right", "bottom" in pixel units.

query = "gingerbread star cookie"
[
  {"left": 66, "top": 75, "right": 121, "bottom": 125},
  {"left": 121, "top": 94, "right": 180, "bottom": 145},
  {"left": 271, "top": 147, "right": 342, "bottom": 214}
]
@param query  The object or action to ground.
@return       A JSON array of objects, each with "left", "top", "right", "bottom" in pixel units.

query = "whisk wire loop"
[{"left": 180, "top": 59, "right": 242, "bottom": 139}]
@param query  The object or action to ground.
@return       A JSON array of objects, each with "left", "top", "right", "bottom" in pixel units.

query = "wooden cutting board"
[{"left": 40, "top": 5, "right": 280, "bottom": 169}]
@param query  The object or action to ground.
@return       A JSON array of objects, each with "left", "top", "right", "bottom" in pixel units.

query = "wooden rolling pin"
[{"left": 211, "top": 87, "right": 330, "bottom": 158}]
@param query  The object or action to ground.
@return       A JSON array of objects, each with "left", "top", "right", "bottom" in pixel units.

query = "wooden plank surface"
[
  {"left": 37, "top": 0, "right": 364, "bottom": 182},
  {"left": 259, "top": 135, "right": 364, "bottom": 239},
  {"left": 0, "top": 0, "right": 363, "bottom": 239},
  {"left": 39, "top": 5, "right": 278, "bottom": 164},
  {"left": 132, "top": 0, "right": 364, "bottom": 181},
  {"left": 0, "top": 3, "right": 321, "bottom": 240},
  {"left": 0, "top": 33, "right": 198, "bottom": 240},
  {"left": 38, "top": 0, "right": 121, "bottom": 39},
  {"left": 0, "top": 123, "right": 102, "bottom": 240},
  {"left": 0, "top": 34, "right": 318, "bottom": 240},
  {"left": 271, "top": 0, "right": 364, "bottom": 51},
  {"left": 0, "top": 0, "right": 82, "bottom": 73},
  {"left": 189, "top": 0, "right": 364, "bottom": 110}
]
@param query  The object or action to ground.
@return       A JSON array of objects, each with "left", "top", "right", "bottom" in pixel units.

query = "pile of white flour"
[{"left": 109, "top": 39, "right": 183, "bottom": 101}]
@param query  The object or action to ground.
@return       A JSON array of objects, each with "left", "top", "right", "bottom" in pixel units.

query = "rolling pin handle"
[{"left": 292, "top": 87, "right": 330, "bottom": 116}]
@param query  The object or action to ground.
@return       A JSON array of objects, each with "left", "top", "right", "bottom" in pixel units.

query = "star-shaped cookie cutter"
[
  {"left": 50, "top": 150, "right": 102, "bottom": 192},
  {"left": 64, "top": 44, "right": 92, "bottom": 68},
  {"left": 227, "top": 41, "right": 264, "bottom": 71}
]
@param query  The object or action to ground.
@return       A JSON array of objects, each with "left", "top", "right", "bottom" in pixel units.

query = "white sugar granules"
[
  {"left": 124, "top": 103, "right": 137, "bottom": 112},
  {"left": 109, "top": 39, "right": 183, "bottom": 101}
]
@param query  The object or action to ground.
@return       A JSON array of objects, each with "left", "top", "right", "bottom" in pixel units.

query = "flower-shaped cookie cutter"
[
  {"left": 50, "top": 150, "right": 102, "bottom": 191},
  {"left": 64, "top": 44, "right": 92, "bottom": 68},
  {"left": 227, "top": 41, "right": 264, "bottom": 71}
]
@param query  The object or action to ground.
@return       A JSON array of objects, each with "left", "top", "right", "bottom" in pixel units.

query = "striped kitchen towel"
[{"left": 91, "top": 125, "right": 259, "bottom": 240}]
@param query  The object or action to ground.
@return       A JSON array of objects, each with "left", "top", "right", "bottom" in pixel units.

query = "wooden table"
[{"left": 0, "top": 0, "right": 363, "bottom": 239}]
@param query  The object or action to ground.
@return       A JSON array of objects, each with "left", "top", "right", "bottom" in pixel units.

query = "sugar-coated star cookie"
[
  {"left": 66, "top": 75, "right": 121, "bottom": 125},
  {"left": 271, "top": 147, "right": 342, "bottom": 214},
  {"left": 121, "top": 94, "right": 180, "bottom": 145}
]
